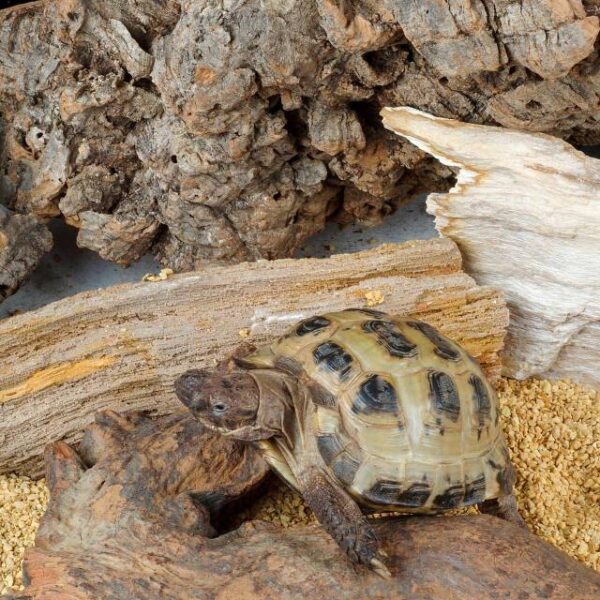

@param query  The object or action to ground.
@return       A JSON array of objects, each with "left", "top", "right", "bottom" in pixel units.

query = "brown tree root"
[{"left": 6, "top": 409, "right": 600, "bottom": 600}]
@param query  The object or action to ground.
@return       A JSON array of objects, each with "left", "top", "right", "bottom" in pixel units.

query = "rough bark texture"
[
  {"left": 0, "top": 239, "right": 509, "bottom": 476},
  {"left": 382, "top": 107, "right": 600, "bottom": 388},
  {"left": 0, "top": 205, "right": 52, "bottom": 301},
  {"left": 0, "top": 0, "right": 598, "bottom": 270},
  {"left": 6, "top": 408, "right": 600, "bottom": 600}
]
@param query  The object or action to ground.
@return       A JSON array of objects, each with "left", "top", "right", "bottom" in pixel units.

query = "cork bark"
[
  {"left": 0, "top": 205, "right": 52, "bottom": 301},
  {"left": 0, "top": 238, "right": 509, "bottom": 476},
  {"left": 6, "top": 408, "right": 600, "bottom": 600},
  {"left": 382, "top": 107, "right": 600, "bottom": 388},
  {"left": 0, "top": 0, "right": 598, "bottom": 272}
]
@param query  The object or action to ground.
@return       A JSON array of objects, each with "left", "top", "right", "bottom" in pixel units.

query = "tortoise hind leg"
[
  {"left": 299, "top": 467, "right": 391, "bottom": 578},
  {"left": 480, "top": 461, "right": 526, "bottom": 527},
  {"left": 479, "top": 493, "right": 526, "bottom": 527}
]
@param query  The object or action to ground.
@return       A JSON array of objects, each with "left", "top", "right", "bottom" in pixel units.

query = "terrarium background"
[{"left": 0, "top": 0, "right": 599, "bottom": 595}]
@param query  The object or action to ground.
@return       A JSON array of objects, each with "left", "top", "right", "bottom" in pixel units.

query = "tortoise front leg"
[{"left": 299, "top": 467, "right": 391, "bottom": 578}]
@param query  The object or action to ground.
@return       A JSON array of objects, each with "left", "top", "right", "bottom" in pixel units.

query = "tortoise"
[{"left": 175, "top": 309, "right": 524, "bottom": 577}]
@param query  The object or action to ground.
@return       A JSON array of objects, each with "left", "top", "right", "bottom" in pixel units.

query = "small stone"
[
  {"left": 142, "top": 268, "right": 174, "bottom": 282},
  {"left": 364, "top": 289, "right": 384, "bottom": 307}
]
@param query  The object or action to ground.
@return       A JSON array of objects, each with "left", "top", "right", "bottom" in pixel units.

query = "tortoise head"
[
  {"left": 175, "top": 368, "right": 281, "bottom": 441},
  {"left": 175, "top": 369, "right": 259, "bottom": 435}
]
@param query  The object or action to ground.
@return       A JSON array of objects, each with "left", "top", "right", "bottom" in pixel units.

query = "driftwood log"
[
  {"left": 0, "top": 239, "right": 509, "bottom": 476},
  {"left": 0, "top": 205, "right": 52, "bottom": 301},
  {"left": 382, "top": 108, "right": 600, "bottom": 388},
  {"left": 0, "top": 0, "right": 598, "bottom": 272},
  {"left": 6, "top": 409, "right": 600, "bottom": 600}
]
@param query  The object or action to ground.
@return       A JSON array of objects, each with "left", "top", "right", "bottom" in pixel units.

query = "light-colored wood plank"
[{"left": 0, "top": 238, "right": 507, "bottom": 475}]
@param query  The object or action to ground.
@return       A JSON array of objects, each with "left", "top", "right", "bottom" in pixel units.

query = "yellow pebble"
[{"left": 364, "top": 290, "right": 384, "bottom": 307}]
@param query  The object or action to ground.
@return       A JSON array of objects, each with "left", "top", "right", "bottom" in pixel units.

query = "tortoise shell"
[{"left": 243, "top": 309, "right": 512, "bottom": 512}]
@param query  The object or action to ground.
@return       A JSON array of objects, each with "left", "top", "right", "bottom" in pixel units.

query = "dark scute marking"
[
  {"left": 464, "top": 474, "right": 486, "bottom": 504},
  {"left": 487, "top": 456, "right": 514, "bottom": 494},
  {"left": 331, "top": 453, "right": 360, "bottom": 486},
  {"left": 274, "top": 356, "right": 304, "bottom": 376},
  {"left": 233, "top": 356, "right": 259, "bottom": 370},
  {"left": 344, "top": 307, "right": 387, "bottom": 318},
  {"left": 428, "top": 371, "right": 461, "bottom": 421},
  {"left": 470, "top": 374, "right": 491, "bottom": 427},
  {"left": 296, "top": 316, "right": 331, "bottom": 336},
  {"left": 365, "top": 479, "right": 403, "bottom": 504},
  {"left": 397, "top": 482, "right": 432, "bottom": 507},
  {"left": 307, "top": 381, "right": 338, "bottom": 409},
  {"left": 487, "top": 458, "right": 501, "bottom": 470},
  {"left": 362, "top": 320, "right": 418, "bottom": 358},
  {"left": 433, "top": 484, "right": 465, "bottom": 509},
  {"left": 407, "top": 320, "right": 461, "bottom": 361},
  {"left": 351, "top": 374, "right": 398, "bottom": 415},
  {"left": 317, "top": 434, "right": 344, "bottom": 465},
  {"left": 425, "top": 421, "right": 445, "bottom": 436},
  {"left": 313, "top": 341, "right": 353, "bottom": 380}
]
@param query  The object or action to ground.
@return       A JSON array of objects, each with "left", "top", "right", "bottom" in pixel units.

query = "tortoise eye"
[{"left": 213, "top": 402, "right": 227, "bottom": 414}]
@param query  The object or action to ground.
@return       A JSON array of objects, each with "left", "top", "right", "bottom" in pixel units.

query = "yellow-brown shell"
[{"left": 244, "top": 309, "right": 512, "bottom": 512}]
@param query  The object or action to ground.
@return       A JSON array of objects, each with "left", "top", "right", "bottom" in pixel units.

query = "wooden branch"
[
  {"left": 8, "top": 408, "right": 600, "bottom": 600},
  {"left": 0, "top": 239, "right": 508, "bottom": 476},
  {"left": 382, "top": 107, "right": 600, "bottom": 388}
]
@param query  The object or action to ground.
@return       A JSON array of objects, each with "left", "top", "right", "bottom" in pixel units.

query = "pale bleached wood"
[
  {"left": 381, "top": 107, "right": 600, "bottom": 387},
  {"left": 0, "top": 238, "right": 507, "bottom": 476}
]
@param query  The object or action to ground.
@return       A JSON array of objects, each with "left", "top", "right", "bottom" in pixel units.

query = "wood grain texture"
[
  {"left": 6, "top": 407, "right": 599, "bottom": 600},
  {"left": 382, "top": 107, "right": 600, "bottom": 388},
  {"left": 0, "top": 239, "right": 508, "bottom": 476}
]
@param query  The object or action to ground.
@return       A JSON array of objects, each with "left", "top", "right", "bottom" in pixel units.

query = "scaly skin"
[{"left": 299, "top": 467, "right": 391, "bottom": 578}]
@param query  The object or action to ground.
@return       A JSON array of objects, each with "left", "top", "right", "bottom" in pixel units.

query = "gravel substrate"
[
  {"left": 0, "top": 378, "right": 598, "bottom": 595},
  {"left": 498, "top": 378, "right": 599, "bottom": 571},
  {"left": 0, "top": 475, "right": 47, "bottom": 595}
]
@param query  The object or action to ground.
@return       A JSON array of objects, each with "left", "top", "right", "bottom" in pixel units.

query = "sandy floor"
[{"left": 0, "top": 196, "right": 435, "bottom": 319}]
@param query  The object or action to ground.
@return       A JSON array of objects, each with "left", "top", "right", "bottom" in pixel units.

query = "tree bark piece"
[
  {"left": 0, "top": 205, "right": 52, "bottom": 302},
  {"left": 0, "top": 0, "right": 598, "bottom": 269},
  {"left": 0, "top": 238, "right": 508, "bottom": 476},
  {"left": 8, "top": 408, "right": 600, "bottom": 600},
  {"left": 381, "top": 107, "right": 600, "bottom": 388}
]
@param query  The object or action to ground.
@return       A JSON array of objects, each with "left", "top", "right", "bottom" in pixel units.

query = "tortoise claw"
[{"left": 370, "top": 557, "right": 392, "bottom": 579}]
